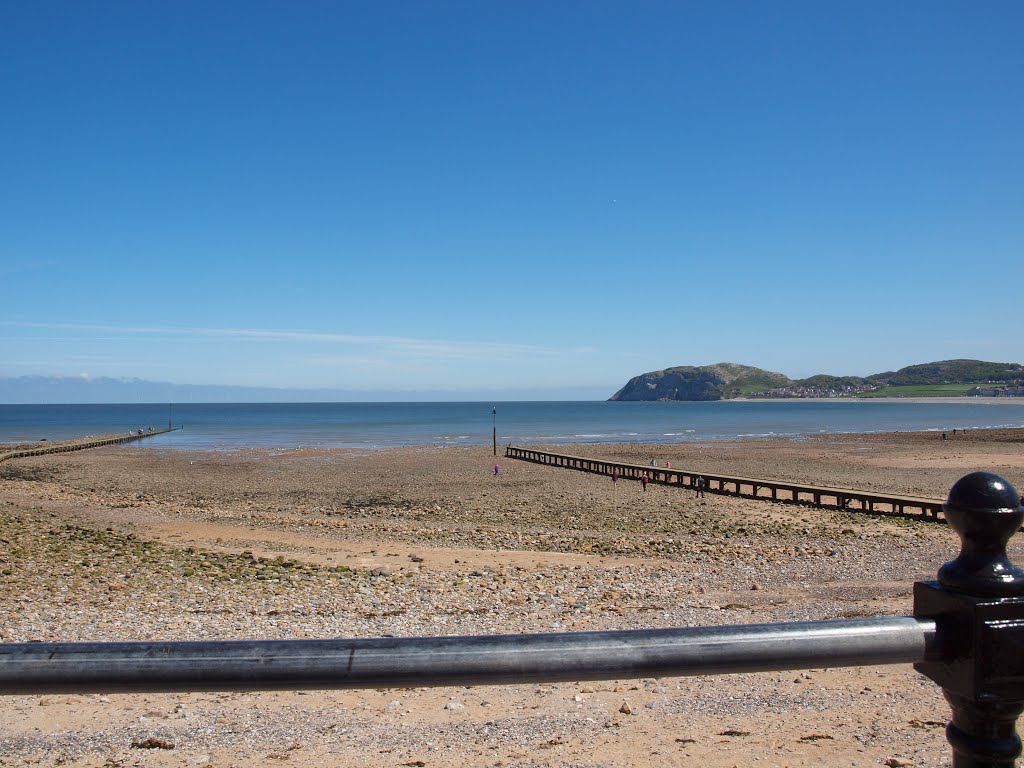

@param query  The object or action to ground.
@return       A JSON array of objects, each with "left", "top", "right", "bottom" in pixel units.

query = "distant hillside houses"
[
  {"left": 967, "top": 385, "right": 1024, "bottom": 397},
  {"left": 750, "top": 384, "right": 881, "bottom": 398}
]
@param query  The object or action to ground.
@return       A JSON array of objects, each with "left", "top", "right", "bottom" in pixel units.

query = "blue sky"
[{"left": 2, "top": 1, "right": 1022, "bottom": 400}]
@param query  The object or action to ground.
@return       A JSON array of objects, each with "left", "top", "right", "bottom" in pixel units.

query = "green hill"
[
  {"left": 609, "top": 359, "right": 1024, "bottom": 401},
  {"left": 866, "top": 359, "right": 1024, "bottom": 386},
  {"left": 609, "top": 363, "right": 791, "bottom": 401}
]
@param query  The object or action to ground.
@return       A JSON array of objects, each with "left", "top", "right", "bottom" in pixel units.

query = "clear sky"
[{"left": 2, "top": 1, "right": 1022, "bottom": 400}]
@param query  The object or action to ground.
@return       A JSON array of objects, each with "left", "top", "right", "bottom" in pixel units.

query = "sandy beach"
[{"left": 2, "top": 428, "right": 1024, "bottom": 767}]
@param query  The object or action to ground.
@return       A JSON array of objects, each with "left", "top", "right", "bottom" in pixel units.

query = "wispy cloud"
[
  {"left": 1, "top": 359, "right": 174, "bottom": 370},
  {"left": 0, "top": 320, "right": 558, "bottom": 360},
  {"left": 304, "top": 357, "right": 426, "bottom": 375}
]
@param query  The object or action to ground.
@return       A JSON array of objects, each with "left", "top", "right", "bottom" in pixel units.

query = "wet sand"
[{"left": 1, "top": 428, "right": 1023, "bottom": 767}]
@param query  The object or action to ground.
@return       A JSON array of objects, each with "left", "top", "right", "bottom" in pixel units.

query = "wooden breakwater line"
[
  {"left": 504, "top": 446, "right": 945, "bottom": 521},
  {"left": 0, "top": 428, "right": 176, "bottom": 464}
]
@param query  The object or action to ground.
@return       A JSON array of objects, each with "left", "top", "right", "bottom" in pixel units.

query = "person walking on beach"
[
  {"left": 493, "top": 463, "right": 500, "bottom": 476},
  {"left": 695, "top": 475, "right": 706, "bottom": 498},
  {"left": 641, "top": 472, "right": 649, "bottom": 492},
  {"left": 612, "top": 471, "right": 618, "bottom": 485}
]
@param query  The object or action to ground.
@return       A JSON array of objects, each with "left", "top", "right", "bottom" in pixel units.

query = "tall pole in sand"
[{"left": 492, "top": 407, "right": 497, "bottom": 457}]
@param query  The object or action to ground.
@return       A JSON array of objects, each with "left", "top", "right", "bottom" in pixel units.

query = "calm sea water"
[{"left": 1, "top": 400, "right": 1023, "bottom": 451}]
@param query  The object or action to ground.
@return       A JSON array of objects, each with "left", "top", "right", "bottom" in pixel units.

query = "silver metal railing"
[{"left": 0, "top": 617, "right": 936, "bottom": 694}]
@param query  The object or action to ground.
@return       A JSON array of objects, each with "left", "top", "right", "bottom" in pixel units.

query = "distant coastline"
[
  {"left": 730, "top": 396, "right": 1024, "bottom": 405},
  {"left": 610, "top": 359, "right": 1024, "bottom": 402}
]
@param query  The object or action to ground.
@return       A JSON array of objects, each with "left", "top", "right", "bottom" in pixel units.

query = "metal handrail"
[{"left": 0, "top": 617, "right": 937, "bottom": 695}]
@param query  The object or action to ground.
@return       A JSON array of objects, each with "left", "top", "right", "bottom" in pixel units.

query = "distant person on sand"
[
  {"left": 493, "top": 464, "right": 500, "bottom": 476},
  {"left": 612, "top": 472, "right": 618, "bottom": 484},
  {"left": 641, "top": 472, "right": 649, "bottom": 492},
  {"left": 695, "top": 476, "right": 706, "bottom": 498}
]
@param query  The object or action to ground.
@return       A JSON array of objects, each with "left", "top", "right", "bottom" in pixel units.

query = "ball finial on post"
[{"left": 939, "top": 471, "right": 1024, "bottom": 596}]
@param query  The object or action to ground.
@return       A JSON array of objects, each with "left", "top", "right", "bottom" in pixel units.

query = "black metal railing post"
[{"left": 914, "top": 472, "right": 1024, "bottom": 768}]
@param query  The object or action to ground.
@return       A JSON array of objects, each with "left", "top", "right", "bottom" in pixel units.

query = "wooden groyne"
[
  {"left": 504, "top": 446, "right": 945, "bottom": 521},
  {"left": 0, "top": 428, "right": 176, "bottom": 464}
]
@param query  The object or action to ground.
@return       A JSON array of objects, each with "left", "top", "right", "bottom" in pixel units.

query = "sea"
[{"left": 1, "top": 400, "right": 1023, "bottom": 451}]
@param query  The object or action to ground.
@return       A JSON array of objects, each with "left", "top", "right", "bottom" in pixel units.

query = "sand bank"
[{"left": 1, "top": 429, "right": 1023, "bottom": 766}]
